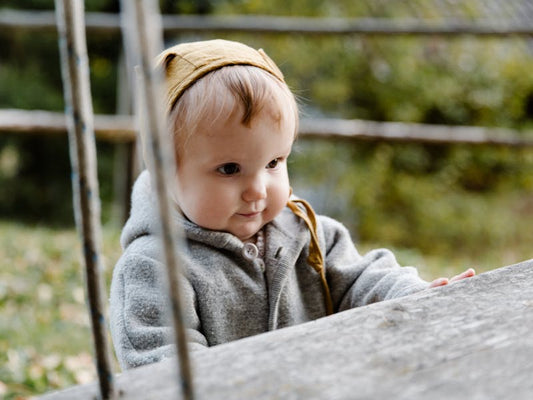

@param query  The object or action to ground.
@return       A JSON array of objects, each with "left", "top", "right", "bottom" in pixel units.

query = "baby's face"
[{"left": 175, "top": 102, "right": 295, "bottom": 241}]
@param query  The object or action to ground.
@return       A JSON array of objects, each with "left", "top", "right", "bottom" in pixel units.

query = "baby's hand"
[{"left": 428, "top": 268, "right": 476, "bottom": 288}]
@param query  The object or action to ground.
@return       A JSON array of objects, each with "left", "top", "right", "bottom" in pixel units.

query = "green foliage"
[{"left": 290, "top": 139, "right": 533, "bottom": 264}]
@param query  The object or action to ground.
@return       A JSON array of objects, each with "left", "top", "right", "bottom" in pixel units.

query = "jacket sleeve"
[
  {"left": 318, "top": 216, "right": 429, "bottom": 312},
  {"left": 109, "top": 250, "right": 207, "bottom": 370}
]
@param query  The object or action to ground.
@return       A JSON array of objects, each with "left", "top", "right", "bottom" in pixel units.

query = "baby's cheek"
[
  {"left": 177, "top": 191, "right": 211, "bottom": 228},
  {"left": 196, "top": 195, "right": 233, "bottom": 229},
  {"left": 271, "top": 186, "right": 291, "bottom": 219}
]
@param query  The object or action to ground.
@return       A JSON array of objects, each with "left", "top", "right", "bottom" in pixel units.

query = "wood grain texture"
[{"left": 41, "top": 259, "right": 533, "bottom": 399}]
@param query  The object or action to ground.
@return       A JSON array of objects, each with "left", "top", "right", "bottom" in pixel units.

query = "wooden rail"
[
  {"left": 1, "top": 9, "right": 533, "bottom": 36},
  {"left": 0, "top": 109, "right": 135, "bottom": 142},
  {"left": 41, "top": 258, "right": 533, "bottom": 399},
  {"left": 298, "top": 118, "right": 533, "bottom": 146},
  {"left": 2, "top": 109, "right": 533, "bottom": 146}
]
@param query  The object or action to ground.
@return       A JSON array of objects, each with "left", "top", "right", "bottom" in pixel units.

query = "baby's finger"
[
  {"left": 450, "top": 268, "right": 476, "bottom": 282},
  {"left": 429, "top": 277, "right": 449, "bottom": 288}
]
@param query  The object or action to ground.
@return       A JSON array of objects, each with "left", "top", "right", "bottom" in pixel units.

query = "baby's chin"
[
  {"left": 188, "top": 213, "right": 269, "bottom": 241},
  {"left": 233, "top": 229, "right": 261, "bottom": 242},
  {"left": 231, "top": 223, "right": 267, "bottom": 242}
]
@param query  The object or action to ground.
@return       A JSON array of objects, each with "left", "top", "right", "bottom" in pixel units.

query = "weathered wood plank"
[{"left": 40, "top": 259, "right": 533, "bottom": 399}]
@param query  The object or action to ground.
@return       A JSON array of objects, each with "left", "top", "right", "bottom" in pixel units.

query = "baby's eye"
[
  {"left": 267, "top": 158, "right": 280, "bottom": 169},
  {"left": 217, "top": 163, "right": 240, "bottom": 175}
]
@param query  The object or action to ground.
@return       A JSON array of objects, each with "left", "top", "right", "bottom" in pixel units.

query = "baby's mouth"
[{"left": 237, "top": 211, "right": 262, "bottom": 218}]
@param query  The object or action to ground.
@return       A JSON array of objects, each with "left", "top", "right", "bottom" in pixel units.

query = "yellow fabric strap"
[{"left": 287, "top": 199, "right": 334, "bottom": 316}]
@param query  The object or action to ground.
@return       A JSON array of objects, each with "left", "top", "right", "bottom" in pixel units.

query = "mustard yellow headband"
[{"left": 156, "top": 39, "right": 285, "bottom": 112}]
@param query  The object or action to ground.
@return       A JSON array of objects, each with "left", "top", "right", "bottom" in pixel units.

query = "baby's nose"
[{"left": 242, "top": 175, "right": 267, "bottom": 202}]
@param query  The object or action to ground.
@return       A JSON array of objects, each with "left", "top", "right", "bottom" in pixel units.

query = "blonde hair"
[{"left": 168, "top": 65, "right": 299, "bottom": 163}]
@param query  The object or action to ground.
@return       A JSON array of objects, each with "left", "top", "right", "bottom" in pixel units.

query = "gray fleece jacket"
[{"left": 109, "top": 170, "right": 429, "bottom": 370}]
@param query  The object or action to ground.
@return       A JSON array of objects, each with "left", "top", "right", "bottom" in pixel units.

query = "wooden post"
[
  {"left": 54, "top": 0, "right": 115, "bottom": 399},
  {"left": 119, "top": 0, "right": 195, "bottom": 399}
]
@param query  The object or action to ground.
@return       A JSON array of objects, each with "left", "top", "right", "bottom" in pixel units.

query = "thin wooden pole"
[
  {"left": 54, "top": 0, "right": 115, "bottom": 399},
  {"left": 119, "top": 0, "right": 195, "bottom": 399}
]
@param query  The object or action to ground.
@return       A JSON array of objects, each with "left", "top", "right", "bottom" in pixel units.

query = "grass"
[
  {"left": 1, "top": 207, "right": 532, "bottom": 398},
  {"left": 0, "top": 221, "right": 122, "bottom": 399}
]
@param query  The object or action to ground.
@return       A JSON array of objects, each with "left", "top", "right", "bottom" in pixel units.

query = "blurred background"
[{"left": 1, "top": 0, "right": 533, "bottom": 397}]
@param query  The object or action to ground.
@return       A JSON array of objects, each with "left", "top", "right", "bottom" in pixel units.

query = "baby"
[{"left": 109, "top": 39, "right": 474, "bottom": 370}]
